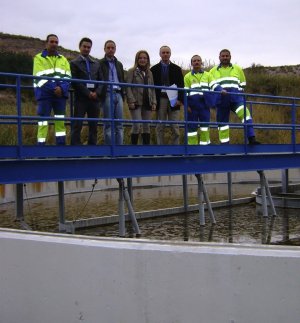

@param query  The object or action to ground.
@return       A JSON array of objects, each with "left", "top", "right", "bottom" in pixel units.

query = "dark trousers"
[
  {"left": 187, "top": 100, "right": 210, "bottom": 132},
  {"left": 71, "top": 99, "right": 100, "bottom": 145},
  {"left": 216, "top": 93, "right": 255, "bottom": 138}
]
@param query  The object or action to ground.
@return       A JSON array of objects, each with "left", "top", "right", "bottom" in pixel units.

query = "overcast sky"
[{"left": 1, "top": 0, "right": 299, "bottom": 70}]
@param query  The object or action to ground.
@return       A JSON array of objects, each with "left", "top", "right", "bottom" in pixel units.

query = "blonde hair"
[{"left": 133, "top": 50, "right": 151, "bottom": 71}]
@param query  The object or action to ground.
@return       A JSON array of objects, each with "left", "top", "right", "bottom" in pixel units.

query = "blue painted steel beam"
[
  {"left": 0, "top": 144, "right": 299, "bottom": 159},
  {"left": 0, "top": 153, "right": 299, "bottom": 184}
]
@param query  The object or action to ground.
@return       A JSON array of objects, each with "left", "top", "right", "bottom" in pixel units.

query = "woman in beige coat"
[{"left": 126, "top": 50, "right": 156, "bottom": 144}]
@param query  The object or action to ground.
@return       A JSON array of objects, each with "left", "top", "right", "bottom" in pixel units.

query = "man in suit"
[
  {"left": 70, "top": 37, "right": 103, "bottom": 145},
  {"left": 151, "top": 46, "right": 184, "bottom": 145}
]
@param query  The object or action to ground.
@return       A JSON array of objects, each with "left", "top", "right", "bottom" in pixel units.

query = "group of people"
[{"left": 32, "top": 34, "right": 260, "bottom": 146}]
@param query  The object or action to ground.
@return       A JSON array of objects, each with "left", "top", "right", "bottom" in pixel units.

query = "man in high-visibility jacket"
[
  {"left": 209, "top": 49, "right": 260, "bottom": 145},
  {"left": 33, "top": 34, "right": 71, "bottom": 145},
  {"left": 184, "top": 55, "right": 222, "bottom": 145}
]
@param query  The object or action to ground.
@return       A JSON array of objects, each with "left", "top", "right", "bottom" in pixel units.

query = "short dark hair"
[
  {"left": 191, "top": 54, "right": 201, "bottom": 64},
  {"left": 220, "top": 49, "right": 231, "bottom": 56},
  {"left": 79, "top": 37, "right": 92, "bottom": 47},
  {"left": 104, "top": 40, "right": 116, "bottom": 48},
  {"left": 159, "top": 45, "right": 171, "bottom": 53},
  {"left": 46, "top": 34, "right": 58, "bottom": 42}
]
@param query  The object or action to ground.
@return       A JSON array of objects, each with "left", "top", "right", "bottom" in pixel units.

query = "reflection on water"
[
  {"left": 0, "top": 171, "right": 300, "bottom": 245},
  {"left": 78, "top": 203, "right": 300, "bottom": 245}
]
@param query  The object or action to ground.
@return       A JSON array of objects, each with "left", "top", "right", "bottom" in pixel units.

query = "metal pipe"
[
  {"left": 258, "top": 171, "right": 268, "bottom": 217},
  {"left": 195, "top": 174, "right": 205, "bottom": 226},
  {"left": 58, "top": 181, "right": 65, "bottom": 228},
  {"left": 227, "top": 172, "right": 233, "bottom": 204},
  {"left": 182, "top": 175, "right": 188, "bottom": 214},
  {"left": 127, "top": 178, "right": 133, "bottom": 206},
  {"left": 123, "top": 188, "right": 140, "bottom": 236},
  {"left": 117, "top": 178, "right": 126, "bottom": 237},
  {"left": 281, "top": 169, "right": 289, "bottom": 194},
  {"left": 202, "top": 177, "right": 216, "bottom": 224},
  {"left": 263, "top": 172, "right": 277, "bottom": 216},
  {"left": 15, "top": 183, "right": 24, "bottom": 220}
]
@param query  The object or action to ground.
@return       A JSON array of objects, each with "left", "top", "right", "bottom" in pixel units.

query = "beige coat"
[{"left": 126, "top": 67, "right": 157, "bottom": 108}]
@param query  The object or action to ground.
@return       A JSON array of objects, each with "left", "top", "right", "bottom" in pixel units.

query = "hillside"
[
  {"left": 0, "top": 32, "right": 78, "bottom": 60},
  {"left": 1, "top": 32, "right": 300, "bottom": 97},
  {"left": 245, "top": 63, "right": 300, "bottom": 76},
  {"left": 1, "top": 32, "right": 300, "bottom": 73}
]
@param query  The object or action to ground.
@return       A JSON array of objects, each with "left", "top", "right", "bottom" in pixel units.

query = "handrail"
[{"left": 0, "top": 72, "right": 299, "bottom": 160}]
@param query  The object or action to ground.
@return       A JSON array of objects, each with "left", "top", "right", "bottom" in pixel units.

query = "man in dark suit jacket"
[
  {"left": 70, "top": 37, "right": 103, "bottom": 145},
  {"left": 151, "top": 46, "right": 184, "bottom": 145}
]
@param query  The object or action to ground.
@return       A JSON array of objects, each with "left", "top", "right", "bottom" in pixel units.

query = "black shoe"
[{"left": 248, "top": 136, "right": 261, "bottom": 145}]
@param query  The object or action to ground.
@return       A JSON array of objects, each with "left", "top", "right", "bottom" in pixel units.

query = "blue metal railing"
[{"left": 0, "top": 72, "right": 300, "bottom": 160}]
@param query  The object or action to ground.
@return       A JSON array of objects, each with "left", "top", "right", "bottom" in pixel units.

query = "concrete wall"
[{"left": 0, "top": 229, "right": 300, "bottom": 323}]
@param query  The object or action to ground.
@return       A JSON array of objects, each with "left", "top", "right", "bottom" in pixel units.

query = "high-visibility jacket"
[
  {"left": 209, "top": 63, "right": 254, "bottom": 143},
  {"left": 184, "top": 70, "right": 221, "bottom": 145},
  {"left": 33, "top": 49, "right": 71, "bottom": 100},
  {"left": 184, "top": 69, "right": 222, "bottom": 108},
  {"left": 209, "top": 63, "right": 246, "bottom": 92}
]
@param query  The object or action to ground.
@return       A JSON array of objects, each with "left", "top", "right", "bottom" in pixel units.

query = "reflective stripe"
[
  {"left": 190, "top": 91, "right": 204, "bottom": 96},
  {"left": 54, "top": 115, "right": 65, "bottom": 118},
  {"left": 235, "top": 105, "right": 244, "bottom": 114},
  {"left": 200, "top": 127, "right": 208, "bottom": 131},
  {"left": 217, "top": 76, "right": 240, "bottom": 89},
  {"left": 38, "top": 138, "right": 46, "bottom": 143},
  {"left": 209, "top": 80, "right": 218, "bottom": 87},
  {"left": 241, "top": 115, "right": 252, "bottom": 123},
  {"left": 219, "top": 125, "right": 229, "bottom": 131},
  {"left": 56, "top": 131, "right": 66, "bottom": 136},
  {"left": 218, "top": 76, "right": 239, "bottom": 83},
  {"left": 188, "top": 131, "right": 198, "bottom": 136},
  {"left": 36, "top": 79, "right": 50, "bottom": 88},
  {"left": 199, "top": 140, "right": 210, "bottom": 145},
  {"left": 55, "top": 67, "right": 68, "bottom": 74},
  {"left": 220, "top": 138, "right": 229, "bottom": 143},
  {"left": 219, "top": 83, "right": 239, "bottom": 89},
  {"left": 36, "top": 68, "right": 55, "bottom": 76},
  {"left": 38, "top": 121, "right": 48, "bottom": 126}
]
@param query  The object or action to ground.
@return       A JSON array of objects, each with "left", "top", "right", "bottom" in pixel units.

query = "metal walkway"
[
  {"left": 0, "top": 72, "right": 299, "bottom": 183},
  {"left": 0, "top": 72, "right": 299, "bottom": 234}
]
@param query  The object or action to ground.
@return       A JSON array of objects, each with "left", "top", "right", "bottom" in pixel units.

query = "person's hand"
[
  {"left": 151, "top": 104, "right": 156, "bottom": 111},
  {"left": 54, "top": 86, "right": 62, "bottom": 97},
  {"left": 187, "top": 106, "right": 192, "bottom": 113},
  {"left": 128, "top": 103, "right": 135, "bottom": 110},
  {"left": 172, "top": 100, "right": 182, "bottom": 109},
  {"left": 221, "top": 89, "right": 227, "bottom": 95},
  {"left": 89, "top": 92, "right": 97, "bottom": 100}
]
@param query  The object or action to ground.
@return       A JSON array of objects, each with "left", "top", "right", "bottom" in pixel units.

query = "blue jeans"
[{"left": 103, "top": 92, "right": 123, "bottom": 145}]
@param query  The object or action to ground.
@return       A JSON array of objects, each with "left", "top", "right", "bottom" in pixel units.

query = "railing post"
[
  {"left": 69, "top": 88, "right": 74, "bottom": 136},
  {"left": 109, "top": 84, "right": 115, "bottom": 156},
  {"left": 243, "top": 93, "right": 248, "bottom": 153},
  {"left": 16, "top": 75, "right": 23, "bottom": 159},
  {"left": 291, "top": 98, "right": 296, "bottom": 153},
  {"left": 183, "top": 88, "right": 188, "bottom": 155}
]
